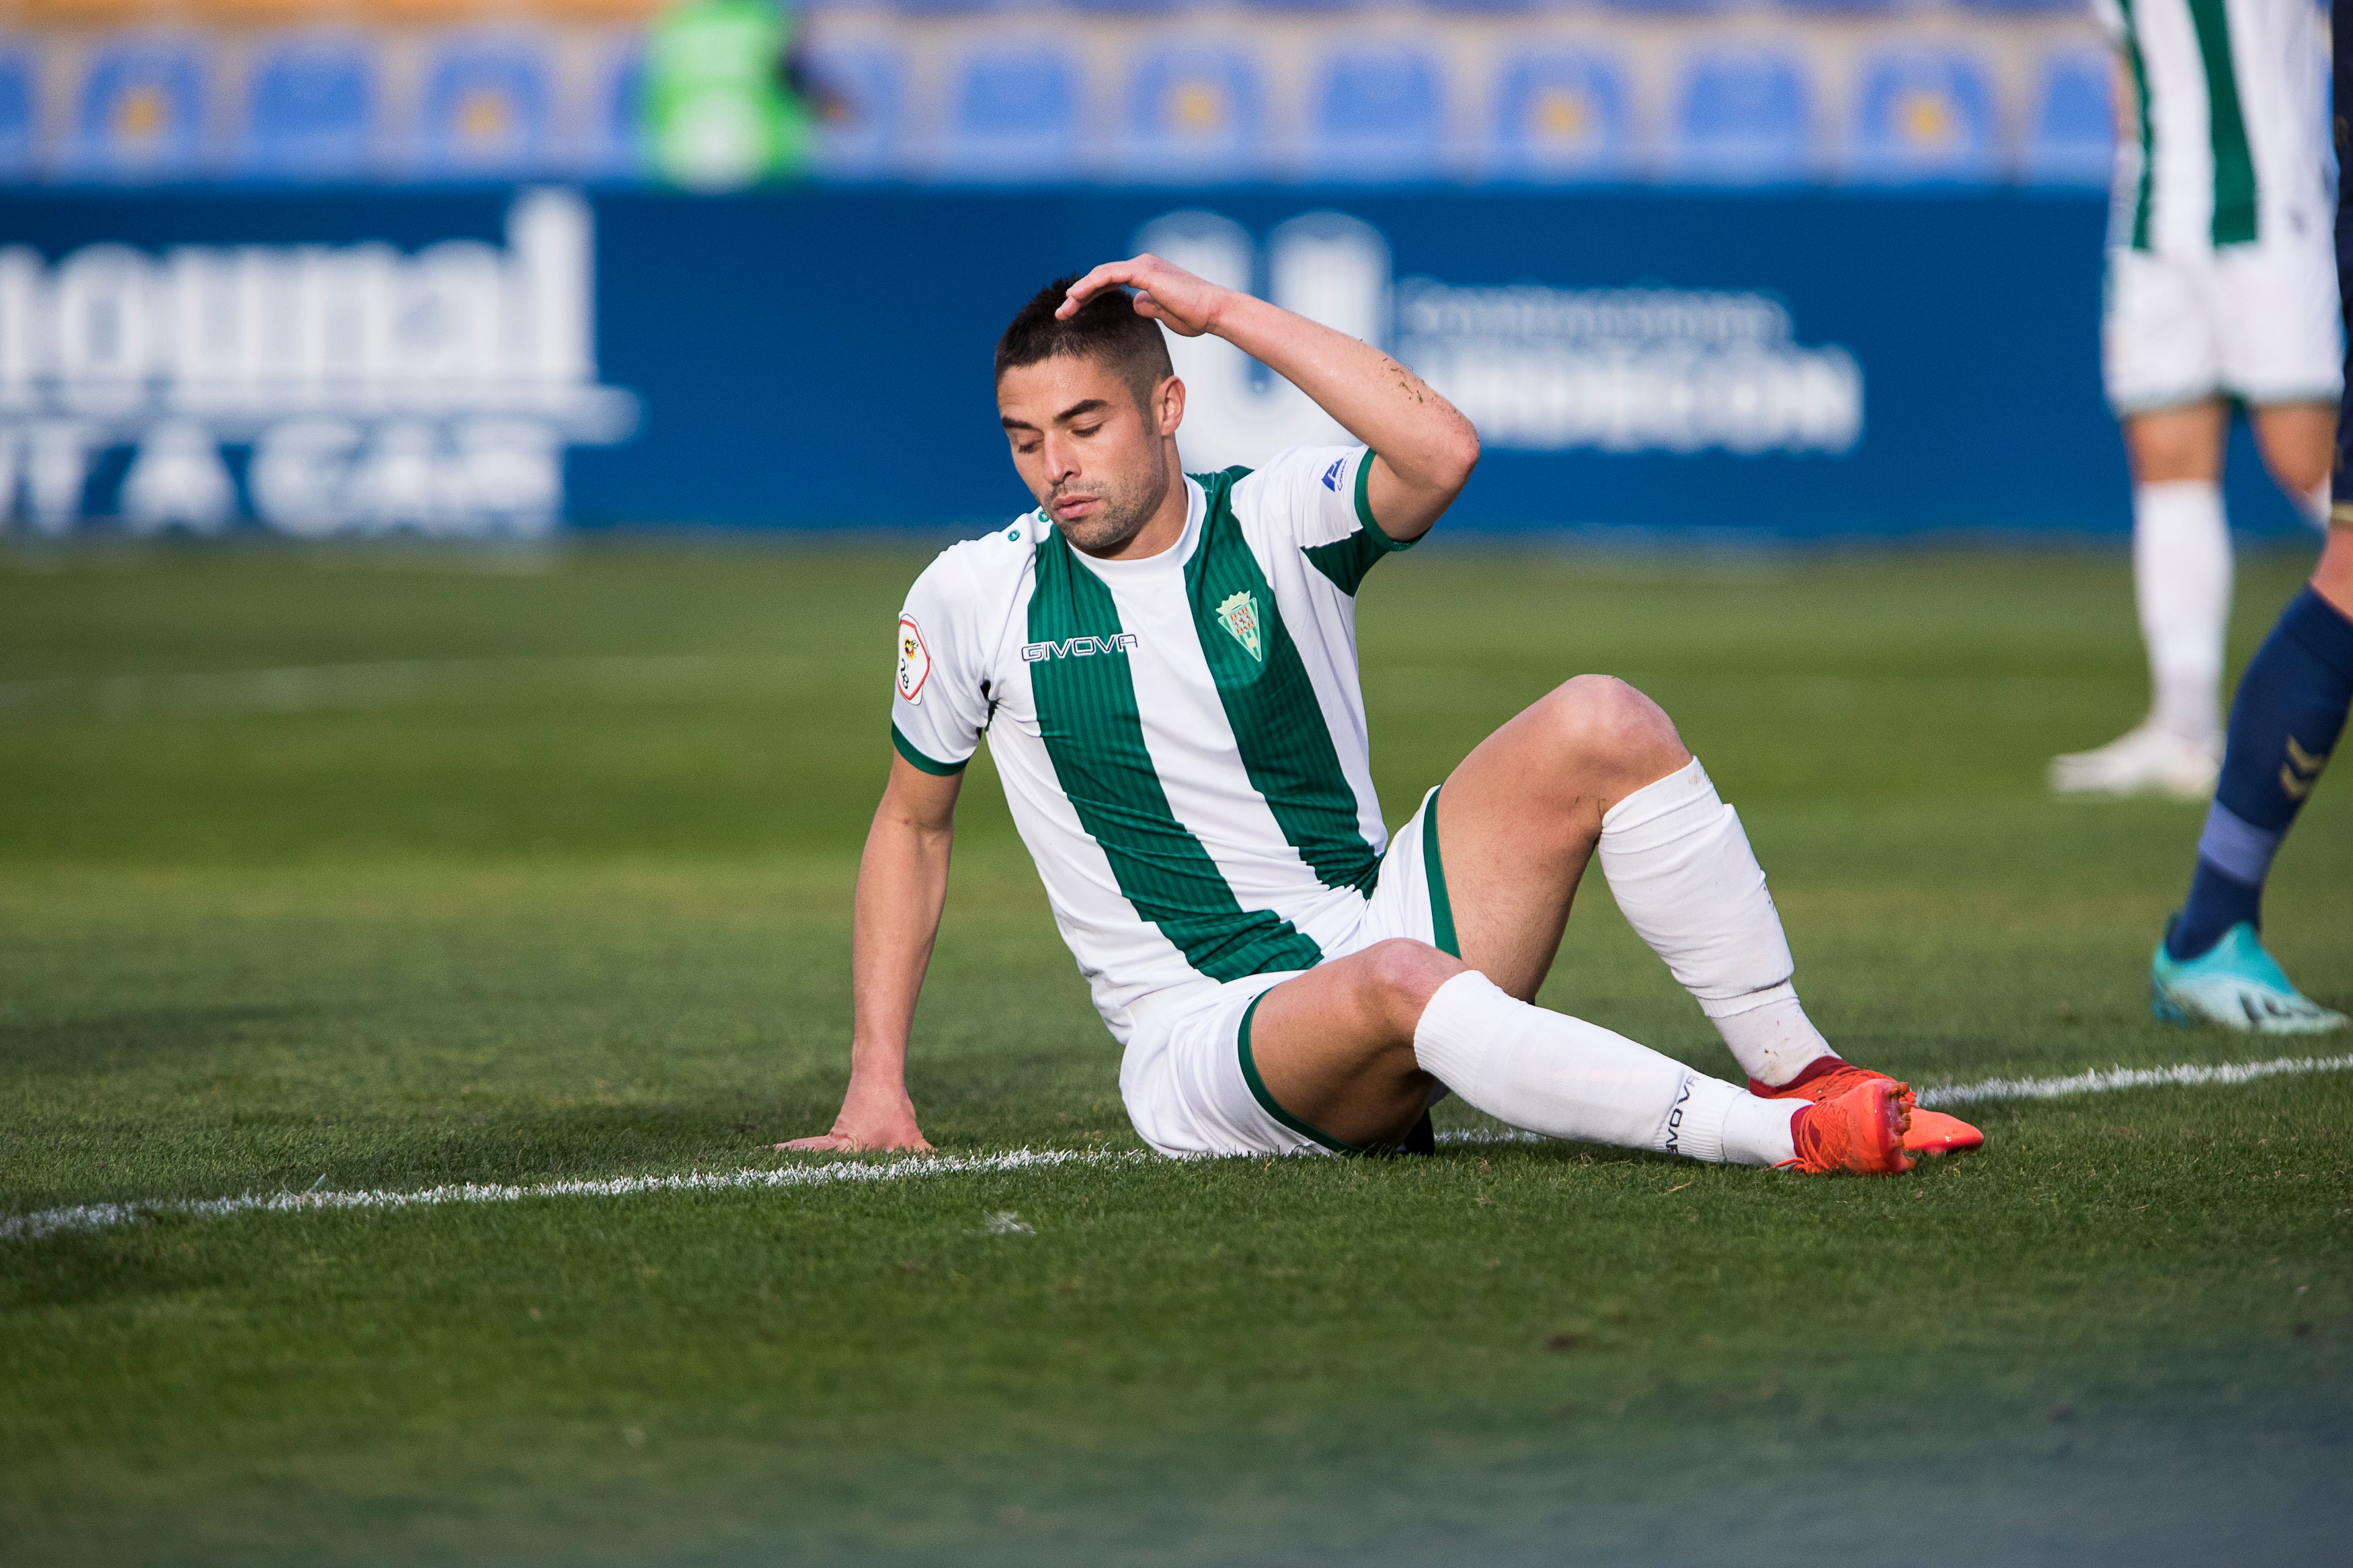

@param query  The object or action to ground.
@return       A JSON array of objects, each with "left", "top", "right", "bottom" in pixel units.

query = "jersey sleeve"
[
  {"left": 889, "top": 548, "right": 992, "bottom": 776},
  {"left": 1232, "top": 444, "right": 1420, "bottom": 598}
]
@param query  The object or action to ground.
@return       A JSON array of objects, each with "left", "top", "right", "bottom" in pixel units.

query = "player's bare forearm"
[
  {"left": 1058, "top": 255, "right": 1479, "bottom": 542},
  {"left": 776, "top": 755, "right": 959, "bottom": 1153},
  {"left": 1206, "top": 291, "right": 1478, "bottom": 539}
]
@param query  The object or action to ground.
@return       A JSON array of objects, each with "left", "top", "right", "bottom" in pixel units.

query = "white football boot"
[{"left": 2048, "top": 721, "right": 2221, "bottom": 800}]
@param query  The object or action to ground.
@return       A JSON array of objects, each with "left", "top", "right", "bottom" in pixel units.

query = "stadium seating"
[
  {"left": 582, "top": 42, "right": 645, "bottom": 177},
  {"left": 0, "top": 50, "right": 35, "bottom": 177},
  {"left": 68, "top": 38, "right": 210, "bottom": 178},
  {"left": 1845, "top": 46, "right": 1998, "bottom": 183},
  {"left": 1488, "top": 50, "right": 1631, "bottom": 181},
  {"left": 1667, "top": 47, "right": 1814, "bottom": 183},
  {"left": 1601, "top": 0, "right": 1732, "bottom": 15},
  {"left": 415, "top": 36, "right": 553, "bottom": 176},
  {"left": 237, "top": 36, "right": 378, "bottom": 179},
  {"left": 0, "top": 3, "right": 2137, "bottom": 192},
  {"left": 807, "top": 44, "right": 905, "bottom": 175},
  {"left": 1308, "top": 45, "right": 1444, "bottom": 180},
  {"left": 2024, "top": 46, "right": 2114, "bottom": 186},
  {"left": 1422, "top": 0, "right": 1538, "bottom": 15},
  {"left": 943, "top": 47, "right": 1080, "bottom": 179},
  {"left": 1122, "top": 44, "right": 1263, "bottom": 179}
]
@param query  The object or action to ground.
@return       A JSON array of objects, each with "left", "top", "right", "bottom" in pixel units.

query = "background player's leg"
[
  {"left": 2247, "top": 401, "right": 2336, "bottom": 526},
  {"left": 2054, "top": 402, "right": 2233, "bottom": 797},
  {"left": 2152, "top": 524, "right": 2353, "bottom": 1032},
  {"left": 1245, "top": 939, "right": 1808, "bottom": 1166}
]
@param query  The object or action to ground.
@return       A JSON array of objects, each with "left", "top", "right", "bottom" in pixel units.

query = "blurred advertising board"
[{"left": 0, "top": 184, "right": 2315, "bottom": 539}]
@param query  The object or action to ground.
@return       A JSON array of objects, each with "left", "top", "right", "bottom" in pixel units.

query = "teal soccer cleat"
[{"left": 2151, "top": 921, "right": 2349, "bottom": 1034}]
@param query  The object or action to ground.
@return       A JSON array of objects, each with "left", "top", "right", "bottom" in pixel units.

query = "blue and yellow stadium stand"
[
  {"left": 1667, "top": 46, "right": 1814, "bottom": 183},
  {"left": 1308, "top": 44, "right": 1445, "bottom": 181},
  {"left": 1846, "top": 46, "right": 1999, "bottom": 184},
  {"left": 942, "top": 44, "right": 1078, "bottom": 178},
  {"left": 237, "top": 34, "right": 375, "bottom": 176},
  {"left": 0, "top": 0, "right": 2119, "bottom": 187},
  {"left": 1488, "top": 52, "right": 1632, "bottom": 181},
  {"left": 1122, "top": 43, "right": 1262, "bottom": 179}
]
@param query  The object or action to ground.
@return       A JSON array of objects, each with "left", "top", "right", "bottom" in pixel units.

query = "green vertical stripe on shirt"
[
  {"left": 2116, "top": 0, "right": 2156, "bottom": 251},
  {"left": 1027, "top": 527, "right": 1324, "bottom": 983},
  {"left": 1187, "top": 469, "right": 1382, "bottom": 897},
  {"left": 2185, "top": 0, "right": 2257, "bottom": 245}
]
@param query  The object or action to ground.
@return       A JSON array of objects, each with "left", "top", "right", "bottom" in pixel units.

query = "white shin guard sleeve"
[
  {"left": 2132, "top": 480, "right": 2232, "bottom": 743},
  {"left": 1596, "top": 759, "right": 1831, "bottom": 1087},
  {"left": 1412, "top": 971, "right": 1797, "bottom": 1166}
]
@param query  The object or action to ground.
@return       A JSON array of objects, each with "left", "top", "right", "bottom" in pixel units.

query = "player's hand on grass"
[
  {"left": 776, "top": 1081, "right": 933, "bottom": 1153},
  {"left": 1057, "top": 255, "right": 1230, "bottom": 339}
]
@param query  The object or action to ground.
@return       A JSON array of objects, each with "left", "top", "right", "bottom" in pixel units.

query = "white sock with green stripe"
[
  {"left": 1412, "top": 971, "right": 1798, "bottom": 1165},
  {"left": 1596, "top": 758, "right": 1834, "bottom": 1088}
]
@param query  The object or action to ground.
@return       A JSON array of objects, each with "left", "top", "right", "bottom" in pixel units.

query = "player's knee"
[
  {"left": 1541, "top": 675, "right": 1687, "bottom": 781},
  {"left": 1357, "top": 939, "right": 1466, "bottom": 1032}
]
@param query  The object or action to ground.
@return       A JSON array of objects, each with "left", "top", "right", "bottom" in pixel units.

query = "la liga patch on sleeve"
[{"left": 895, "top": 615, "right": 930, "bottom": 704}]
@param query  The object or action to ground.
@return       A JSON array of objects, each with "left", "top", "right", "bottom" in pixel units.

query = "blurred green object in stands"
[{"left": 645, "top": 0, "right": 813, "bottom": 190}]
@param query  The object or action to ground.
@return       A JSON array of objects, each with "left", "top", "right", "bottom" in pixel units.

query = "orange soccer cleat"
[
  {"left": 1780, "top": 1076, "right": 1915, "bottom": 1176},
  {"left": 1753, "top": 1058, "right": 1985, "bottom": 1158}
]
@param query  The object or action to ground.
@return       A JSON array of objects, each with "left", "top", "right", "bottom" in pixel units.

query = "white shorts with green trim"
[
  {"left": 1116, "top": 785, "right": 1457, "bottom": 1160},
  {"left": 2102, "top": 237, "right": 2344, "bottom": 416}
]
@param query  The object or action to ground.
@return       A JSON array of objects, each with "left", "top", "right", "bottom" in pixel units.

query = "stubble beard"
[{"left": 1053, "top": 442, "right": 1170, "bottom": 556}]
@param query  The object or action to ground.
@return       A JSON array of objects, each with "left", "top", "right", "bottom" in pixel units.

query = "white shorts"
[
  {"left": 1117, "top": 785, "right": 1455, "bottom": 1159},
  {"left": 2102, "top": 237, "right": 2344, "bottom": 415}
]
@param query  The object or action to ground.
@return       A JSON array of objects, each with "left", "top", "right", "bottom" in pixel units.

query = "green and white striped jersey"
[
  {"left": 2094, "top": 0, "right": 2329, "bottom": 255},
  {"left": 889, "top": 445, "right": 1414, "bottom": 1044}
]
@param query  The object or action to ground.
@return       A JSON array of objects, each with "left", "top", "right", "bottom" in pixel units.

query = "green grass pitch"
[{"left": 1, "top": 541, "right": 2347, "bottom": 1565}]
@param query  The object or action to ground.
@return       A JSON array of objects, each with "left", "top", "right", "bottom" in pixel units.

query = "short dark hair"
[{"left": 994, "top": 274, "right": 1176, "bottom": 409}]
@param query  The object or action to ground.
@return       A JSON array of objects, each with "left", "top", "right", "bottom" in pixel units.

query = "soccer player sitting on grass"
[{"left": 785, "top": 256, "right": 1983, "bottom": 1173}]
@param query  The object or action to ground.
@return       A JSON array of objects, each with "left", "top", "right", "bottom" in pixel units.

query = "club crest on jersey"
[
  {"left": 1215, "top": 590, "right": 1263, "bottom": 662},
  {"left": 896, "top": 615, "right": 930, "bottom": 704}
]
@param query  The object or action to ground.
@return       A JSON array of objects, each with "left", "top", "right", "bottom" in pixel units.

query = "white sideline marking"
[
  {"left": 0, "top": 1148, "right": 1142, "bottom": 1244},
  {"left": 6, "top": 1053, "right": 2350, "bottom": 1244},
  {"left": 1913, "top": 1052, "right": 2353, "bottom": 1108}
]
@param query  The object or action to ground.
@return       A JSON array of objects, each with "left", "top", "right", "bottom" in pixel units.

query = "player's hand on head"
[{"left": 1056, "top": 255, "right": 1226, "bottom": 339}]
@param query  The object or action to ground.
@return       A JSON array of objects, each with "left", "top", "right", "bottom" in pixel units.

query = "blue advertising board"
[{"left": 0, "top": 184, "right": 2317, "bottom": 539}]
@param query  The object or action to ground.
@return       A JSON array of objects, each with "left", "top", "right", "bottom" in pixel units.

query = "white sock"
[
  {"left": 1596, "top": 758, "right": 1835, "bottom": 1087},
  {"left": 1412, "top": 970, "right": 1799, "bottom": 1166},
  {"left": 2132, "top": 480, "right": 2232, "bottom": 745}
]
